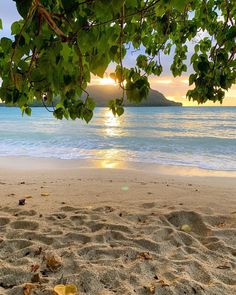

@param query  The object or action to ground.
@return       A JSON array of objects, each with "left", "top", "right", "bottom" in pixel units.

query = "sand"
[{"left": 0, "top": 157, "right": 235, "bottom": 295}]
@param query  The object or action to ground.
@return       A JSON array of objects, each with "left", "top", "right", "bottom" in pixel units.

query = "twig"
[
  {"left": 42, "top": 95, "right": 54, "bottom": 112},
  {"left": 80, "top": 0, "right": 160, "bottom": 30},
  {"left": 37, "top": 3, "right": 69, "bottom": 41},
  {"left": 10, "top": 1, "right": 39, "bottom": 83},
  {"left": 119, "top": 4, "right": 125, "bottom": 103}
]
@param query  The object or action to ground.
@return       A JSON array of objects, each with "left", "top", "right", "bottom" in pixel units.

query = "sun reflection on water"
[
  {"left": 103, "top": 109, "right": 122, "bottom": 137},
  {"left": 96, "top": 110, "right": 126, "bottom": 168}
]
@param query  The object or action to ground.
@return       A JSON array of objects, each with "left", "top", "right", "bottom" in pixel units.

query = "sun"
[{"left": 99, "top": 77, "right": 117, "bottom": 85}]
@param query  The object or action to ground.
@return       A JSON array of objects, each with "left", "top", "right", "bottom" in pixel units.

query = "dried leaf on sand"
[
  {"left": 137, "top": 252, "right": 153, "bottom": 260},
  {"left": 44, "top": 252, "right": 62, "bottom": 271},
  {"left": 41, "top": 192, "right": 50, "bottom": 197},
  {"left": 53, "top": 284, "right": 78, "bottom": 295},
  {"left": 30, "top": 264, "right": 40, "bottom": 272},
  {"left": 23, "top": 283, "right": 38, "bottom": 295}
]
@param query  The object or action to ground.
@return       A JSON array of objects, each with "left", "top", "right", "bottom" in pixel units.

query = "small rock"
[
  {"left": 40, "top": 269, "right": 49, "bottom": 277},
  {"left": 19, "top": 199, "right": 26, "bottom": 206}
]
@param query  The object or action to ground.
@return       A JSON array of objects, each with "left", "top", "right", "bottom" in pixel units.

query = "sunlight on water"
[
  {"left": 103, "top": 109, "right": 122, "bottom": 137},
  {"left": 0, "top": 107, "right": 236, "bottom": 171}
]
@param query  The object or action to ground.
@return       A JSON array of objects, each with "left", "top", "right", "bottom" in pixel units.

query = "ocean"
[{"left": 0, "top": 106, "right": 235, "bottom": 171}]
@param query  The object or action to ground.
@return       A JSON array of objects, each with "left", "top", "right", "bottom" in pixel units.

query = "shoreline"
[
  {"left": 0, "top": 155, "right": 236, "bottom": 213},
  {"left": 1, "top": 155, "right": 236, "bottom": 178}
]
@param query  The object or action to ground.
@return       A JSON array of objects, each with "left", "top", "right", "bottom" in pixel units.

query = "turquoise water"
[{"left": 0, "top": 106, "right": 236, "bottom": 171}]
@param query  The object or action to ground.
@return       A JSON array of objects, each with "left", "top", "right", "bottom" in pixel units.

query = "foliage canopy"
[{"left": 0, "top": 0, "right": 235, "bottom": 121}]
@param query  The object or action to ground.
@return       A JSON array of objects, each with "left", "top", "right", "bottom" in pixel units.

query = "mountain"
[
  {"left": 85, "top": 85, "right": 182, "bottom": 107},
  {"left": 0, "top": 85, "right": 182, "bottom": 107}
]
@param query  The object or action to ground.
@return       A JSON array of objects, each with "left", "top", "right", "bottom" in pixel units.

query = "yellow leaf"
[
  {"left": 53, "top": 284, "right": 78, "bottom": 295},
  {"left": 180, "top": 224, "right": 192, "bottom": 233}
]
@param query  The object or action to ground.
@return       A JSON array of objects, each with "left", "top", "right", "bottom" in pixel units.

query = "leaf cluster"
[{"left": 0, "top": 0, "right": 235, "bottom": 120}]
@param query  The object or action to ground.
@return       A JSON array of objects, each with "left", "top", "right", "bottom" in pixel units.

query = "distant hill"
[
  {"left": 85, "top": 85, "right": 182, "bottom": 107},
  {"left": 0, "top": 85, "right": 182, "bottom": 107}
]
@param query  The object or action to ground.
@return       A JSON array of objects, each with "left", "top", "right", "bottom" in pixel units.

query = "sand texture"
[{"left": 0, "top": 158, "right": 235, "bottom": 294}]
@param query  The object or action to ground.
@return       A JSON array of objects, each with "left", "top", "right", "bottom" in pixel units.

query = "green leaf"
[
  {"left": 111, "top": 0, "right": 125, "bottom": 13},
  {"left": 85, "top": 96, "right": 96, "bottom": 111},
  {"left": 82, "top": 108, "right": 93, "bottom": 123},
  {"left": 0, "top": 0, "right": 234, "bottom": 118},
  {"left": 0, "top": 37, "right": 12, "bottom": 51},
  {"left": 0, "top": 19, "right": 2, "bottom": 30},
  {"left": 197, "top": 61, "right": 210, "bottom": 72},
  {"left": 11, "top": 21, "right": 21, "bottom": 35},
  {"left": 116, "top": 106, "right": 124, "bottom": 116},
  {"left": 53, "top": 108, "right": 64, "bottom": 120},
  {"left": 61, "top": 0, "right": 78, "bottom": 12},
  {"left": 13, "top": 0, "right": 32, "bottom": 18},
  {"left": 225, "top": 26, "right": 236, "bottom": 40},
  {"left": 14, "top": 73, "right": 23, "bottom": 91},
  {"left": 136, "top": 55, "right": 148, "bottom": 69},
  {"left": 172, "top": 0, "right": 188, "bottom": 12},
  {"left": 189, "top": 74, "right": 196, "bottom": 86},
  {"left": 25, "top": 106, "right": 32, "bottom": 116},
  {"left": 90, "top": 54, "right": 110, "bottom": 78}
]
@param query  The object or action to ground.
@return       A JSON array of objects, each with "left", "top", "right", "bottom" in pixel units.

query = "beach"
[
  {"left": 0, "top": 157, "right": 235, "bottom": 295},
  {"left": 0, "top": 0, "right": 236, "bottom": 294}
]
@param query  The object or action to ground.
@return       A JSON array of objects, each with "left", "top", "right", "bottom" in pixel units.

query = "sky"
[{"left": 0, "top": 1, "right": 235, "bottom": 106}]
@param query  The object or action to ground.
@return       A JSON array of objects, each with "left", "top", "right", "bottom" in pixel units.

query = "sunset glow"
[
  {"left": 94, "top": 77, "right": 117, "bottom": 85},
  {"left": 89, "top": 75, "right": 236, "bottom": 106}
]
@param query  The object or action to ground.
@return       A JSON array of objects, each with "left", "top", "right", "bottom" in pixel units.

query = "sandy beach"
[{"left": 0, "top": 157, "right": 235, "bottom": 295}]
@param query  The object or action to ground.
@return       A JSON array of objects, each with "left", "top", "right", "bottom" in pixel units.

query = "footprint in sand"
[
  {"left": 10, "top": 220, "right": 39, "bottom": 230},
  {"left": 60, "top": 206, "right": 78, "bottom": 212},
  {"left": 15, "top": 210, "right": 37, "bottom": 217},
  {"left": 0, "top": 239, "right": 33, "bottom": 251},
  {"left": 0, "top": 217, "right": 10, "bottom": 226},
  {"left": 70, "top": 215, "right": 88, "bottom": 226},
  {"left": 165, "top": 210, "right": 210, "bottom": 236},
  {"left": 142, "top": 202, "right": 156, "bottom": 209}
]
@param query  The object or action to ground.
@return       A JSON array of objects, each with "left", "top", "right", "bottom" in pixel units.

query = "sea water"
[{"left": 0, "top": 106, "right": 235, "bottom": 171}]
